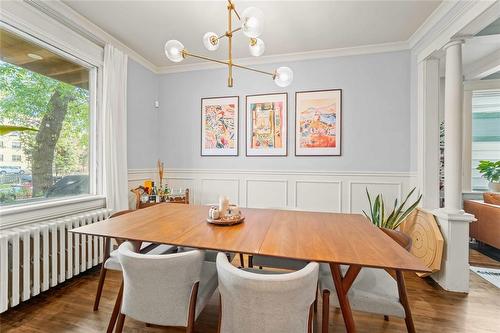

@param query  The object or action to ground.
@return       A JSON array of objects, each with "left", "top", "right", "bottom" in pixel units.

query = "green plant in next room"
[
  {"left": 476, "top": 160, "right": 500, "bottom": 183},
  {"left": 363, "top": 187, "right": 422, "bottom": 230}
]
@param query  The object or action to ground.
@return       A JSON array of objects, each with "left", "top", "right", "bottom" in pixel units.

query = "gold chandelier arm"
[
  {"left": 182, "top": 50, "right": 229, "bottom": 66},
  {"left": 232, "top": 63, "right": 275, "bottom": 77},
  {"left": 216, "top": 27, "right": 242, "bottom": 41},
  {"left": 182, "top": 50, "right": 276, "bottom": 79},
  {"left": 227, "top": 0, "right": 241, "bottom": 20}
]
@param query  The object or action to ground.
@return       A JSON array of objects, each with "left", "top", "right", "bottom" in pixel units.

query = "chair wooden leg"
[
  {"left": 93, "top": 265, "right": 107, "bottom": 311},
  {"left": 186, "top": 282, "right": 199, "bottom": 333},
  {"left": 313, "top": 288, "right": 318, "bottom": 313},
  {"left": 106, "top": 281, "right": 123, "bottom": 333},
  {"left": 322, "top": 290, "right": 330, "bottom": 333},
  {"left": 308, "top": 304, "right": 313, "bottom": 333},
  {"left": 114, "top": 314, "right": 125, "bottom": 333},
  {"left": 239, "top": 253, "right": 245, "bottom": 268},
  {"left": 396, "top": 270, "right": 416, "bottom": 333}
]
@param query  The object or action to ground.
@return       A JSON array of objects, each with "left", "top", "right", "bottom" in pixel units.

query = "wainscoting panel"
[
  {"left": 246, "top": 180, "right": 288, "bottom": 209},
  {"left": 295, "top": 181, "right": 342, "bottom": 212},
  {"left": 349, "top": 181, "right": 402, "bottom": 214},
  {"left": 200, "top": 179, "right": 240, "bottom": 206},
  {"left": 128, "top": 169, "right": 415, "bottom": 213}
]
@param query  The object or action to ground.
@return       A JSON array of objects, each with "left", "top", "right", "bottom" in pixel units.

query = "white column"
[
  {"left": 432, "top": 40, "right": 475, "bottom": 293},
  {"left": 417, "top": 57, "right": 440, "bottom": 209},
  {"left": 443, "top": 40, "right": 464, "bottom": 212},
  {"left": 462, "top": 89, "right": 473, "bottom": 192}
]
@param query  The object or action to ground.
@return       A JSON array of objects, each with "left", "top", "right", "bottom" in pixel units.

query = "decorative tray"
[{"left": 206, "top": 216, "right": 245, "bottom": 226}]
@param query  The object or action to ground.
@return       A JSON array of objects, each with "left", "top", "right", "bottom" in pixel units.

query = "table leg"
[
  {"left": 329, "top": 263, "right": 358, "bottom": 333},
  {"left": 396, "top": 270, "right": 416, "bottom": 333}
]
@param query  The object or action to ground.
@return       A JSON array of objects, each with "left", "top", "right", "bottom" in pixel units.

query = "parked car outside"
[
  {"left": 0, "top": 166, "right": 25, "bottom": 175},
  {"left": 45, "top": 175, "right": 89, "bottom": 198}
]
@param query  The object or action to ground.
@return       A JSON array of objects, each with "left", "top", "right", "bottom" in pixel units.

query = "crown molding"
[
  {"left": 407, "top": 1, "right": 458, "bottom": 50},
  {"left": 156, "top": 41, "right": 410, "bottom": 74},
  {"left": 24, "top": 0, "right": 159, "bottom": 73},
  {"left": 413, "top": 0, "right": 497, "bottom": 62}
]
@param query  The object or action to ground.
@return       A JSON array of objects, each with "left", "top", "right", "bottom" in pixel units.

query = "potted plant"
[
  {"left": 476, "top": 160, "right": 500, "bottom": 192},
  {"left": 363, "top": 188, "right": 422, "bottom": 249}
]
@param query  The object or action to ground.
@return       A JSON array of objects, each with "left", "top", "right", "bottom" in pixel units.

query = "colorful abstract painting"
[
  {"left": 246, "top": 93, "right": 287, "bottom": 156},
  {"left": 201, "top": 96, "right": 239, "bottom": 156},
  {"left": 295, "top": 90, "right": 342, "bottom": 156}
]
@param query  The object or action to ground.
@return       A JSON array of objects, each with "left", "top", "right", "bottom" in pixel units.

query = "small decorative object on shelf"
[{"left": 157, "top": 159, "right": 165, "bottom": 189}]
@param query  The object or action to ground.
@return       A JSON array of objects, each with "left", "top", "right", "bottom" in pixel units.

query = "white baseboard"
[{"left": 129, "top": 168, "right": 417, "bottom": 214}]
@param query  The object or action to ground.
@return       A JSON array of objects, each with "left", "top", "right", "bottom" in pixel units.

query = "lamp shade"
[
  {"left": 249, "top": 38, "right": 265, "bottom": 57},
  {"left": 274, "top": 67, "right": 293, "bottom": 87},
  {"left": 164, "top": 40, "right": 185, "bottom": 62},
  {"left": 203, "top": 32, "right": 219, "bottom": 51},
  {"left": 242, "top": 7, "right": 264, "bottom": 38}
]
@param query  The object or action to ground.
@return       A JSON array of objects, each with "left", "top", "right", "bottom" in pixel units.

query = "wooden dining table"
[{"left": 71, "top": 203, "right": 430, "bottom": 333}]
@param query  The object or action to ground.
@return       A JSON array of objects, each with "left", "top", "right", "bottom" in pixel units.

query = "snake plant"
[{"left": 363, "top": 187, "right": 422, "bottom": 230}]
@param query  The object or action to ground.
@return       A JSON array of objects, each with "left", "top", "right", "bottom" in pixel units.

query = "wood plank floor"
[{"left": 1, "top": 250, "right": 499, "bottom": 333}]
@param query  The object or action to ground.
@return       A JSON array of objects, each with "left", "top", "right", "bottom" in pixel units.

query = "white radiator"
[{"left": 0, "top": 208, "right": 112, "bottom": 313}]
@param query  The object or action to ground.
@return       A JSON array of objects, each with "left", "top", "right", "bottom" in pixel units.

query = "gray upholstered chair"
[
  {"left": 216, "top": 252, "right": 319, "bottom": 333},
  {"left": 113, "top": 242, "right": 218, "bottom": 333},
  {"left": 319, "top": 264, "right": 410, "bottom": 333},
  {"left": 93, "top": 210, "right": 177, "bottom": 311}
]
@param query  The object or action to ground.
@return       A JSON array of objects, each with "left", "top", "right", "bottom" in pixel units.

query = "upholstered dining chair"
[
  {"left": 93, "top": 210, "right": 177, "bottom": 311},
  {"left": 113, "top": 242, "right": 218, "bottom": 333},
  {"left": 319, "top": 230, "right": 414, "bottom": 333},
  {"left": 216, "top": 252, "right": 319, "bottom": 333}
]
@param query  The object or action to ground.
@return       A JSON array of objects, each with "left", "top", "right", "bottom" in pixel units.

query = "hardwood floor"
[{"left": 1, "top": 251, "right": 499, "bottom": 333}]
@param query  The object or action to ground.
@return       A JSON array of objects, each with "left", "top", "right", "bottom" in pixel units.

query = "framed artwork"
[
  {"left": 201, "top": 96, "right": 239, "bottom": 156},
  {"left": 295, "top": 89, "right": 342, "bottom": 156},
  {"left": 246, "top": 93, "right": 288, "bottom": 156}
]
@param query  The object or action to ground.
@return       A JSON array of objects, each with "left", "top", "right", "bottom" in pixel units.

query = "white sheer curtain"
[{"left": 102, "top": 44, "right": 128, "bottom": 211}]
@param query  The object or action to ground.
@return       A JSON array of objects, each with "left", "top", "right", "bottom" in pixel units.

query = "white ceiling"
[{"left": 63, "top": 0, "right": 441, "bottom": 68}]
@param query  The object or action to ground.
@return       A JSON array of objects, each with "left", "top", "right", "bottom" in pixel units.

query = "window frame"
[
  {"left": 0, "top": 21, "right": 103, "bottom": 215},
  {"left": 463, "top": 81, "right": 500, "bottom": 194}
]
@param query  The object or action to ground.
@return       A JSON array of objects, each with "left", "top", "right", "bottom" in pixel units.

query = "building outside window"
[{"left": 0, "top": 27, "right": 94, "bottom": 206}]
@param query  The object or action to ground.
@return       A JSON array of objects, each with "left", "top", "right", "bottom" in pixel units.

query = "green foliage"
[
  {"left": 363, "top": 187, "right": 422, "bottom": 230},
  {"left": 0, "top": 61, "right": 89, "bottom": 177},
  {"left": 476, "top": 160, "right": 500, "bottom": 183}
]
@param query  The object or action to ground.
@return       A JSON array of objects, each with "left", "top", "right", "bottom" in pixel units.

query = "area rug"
[{"left": 470, "top": 266, "right": 500, "bottom": 288}]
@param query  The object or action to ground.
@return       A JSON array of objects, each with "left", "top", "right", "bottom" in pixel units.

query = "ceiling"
[
  {"left": 0, "top": 29, "right": 89, "bottom": 88},
  {"left": 63, "top": 0, "right": 441, "bottom": 68}
]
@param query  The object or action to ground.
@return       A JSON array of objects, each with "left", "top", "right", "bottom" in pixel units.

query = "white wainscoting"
[{"left": 128, "top": 169, "right": 417, "bottom": 214}]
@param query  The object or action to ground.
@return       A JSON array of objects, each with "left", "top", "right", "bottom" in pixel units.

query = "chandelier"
[{"left": 164, "top": 0, "right": 293, "bottom": 88}]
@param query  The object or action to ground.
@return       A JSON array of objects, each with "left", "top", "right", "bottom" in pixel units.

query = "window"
[
  {"left": 0, "top": 154, "right": 3, "bottom": 161},
  {"left": 471, "top": 90, "right": 500, "bottom": 191},
  {"left": 0, "top": 141, "right": 3, "bottom": 148},
  {"left": 0, "top": 28, "right": 95, "bottom": 206}
]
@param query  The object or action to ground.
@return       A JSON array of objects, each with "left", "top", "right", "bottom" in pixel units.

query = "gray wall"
[
  {"left": 127, "top": 59, "right": 159, "bottom": 168},
  {"left": 157, "top": 50, "right": 412, "bottom": 172}
]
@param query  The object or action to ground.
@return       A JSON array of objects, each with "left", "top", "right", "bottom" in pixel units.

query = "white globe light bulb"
[
  {"left": 249, "top": 38, "right": 265, "bottom": 57},
  {"left": 274, "top": 67, "right": 293, "bottom": 87},
  {"left": 203, "top": 32, "right": 219, "bottom": 51},
  {"left": 164, "top": 40, "right": 185, "bottom": 62},
  {"left": 242, "top": 7, "right": 264, "bottom": 38}
]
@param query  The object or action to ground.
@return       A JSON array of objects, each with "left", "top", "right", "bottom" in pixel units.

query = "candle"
[{"left": 219, "top": 196, "right": 229, "bottom": 217}]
